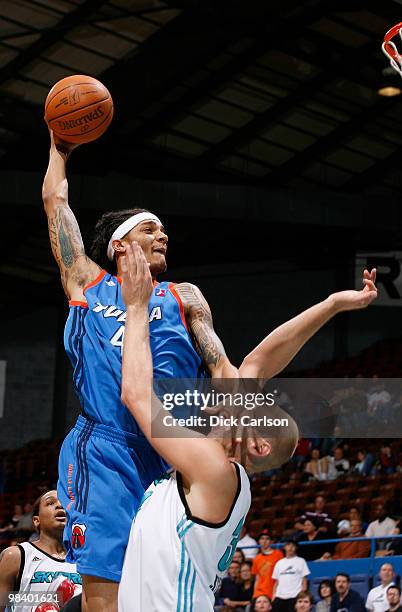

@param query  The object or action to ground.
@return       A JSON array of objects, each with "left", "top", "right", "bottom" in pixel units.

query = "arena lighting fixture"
[
  {"left": 378, "top": 85, "right": 402, "bottom": 96},
  {"left": 378, "top": 67, "right": 402, "bottom": 97}
]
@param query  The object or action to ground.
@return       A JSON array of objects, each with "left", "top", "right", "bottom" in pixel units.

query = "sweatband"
[{"left": 106, "top": 212, "right": 162, "bottom": 260}]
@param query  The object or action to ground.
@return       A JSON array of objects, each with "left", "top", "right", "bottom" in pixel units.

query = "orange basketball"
[{"left": 44, "top": 75, "right": 114, "bottom": 144}]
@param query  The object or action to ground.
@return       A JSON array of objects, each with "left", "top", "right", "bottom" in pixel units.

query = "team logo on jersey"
[
  {"left": 155, "top": 288, "right": 166, "bottom": 297},
  {"left": 71, "top": 523, "right": 87, "bottom": 549}
]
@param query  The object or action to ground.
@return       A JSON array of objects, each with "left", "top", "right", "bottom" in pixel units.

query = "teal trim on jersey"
[
  {"left": 176, "top": 541, "right": 186, "bottom": 612},
  {"left": 178, "top": 522, "right": 194, "bottom": 539},
  {"left": 176, "top": 514, "right": 187, "bottom": 534},
  {"left": 189, "top": 567, "right": 196, "bottom": 612},
  {"left": 176, "top": 522, "right": 195, "bottom": 612},
  {"left": 183, "top": 555, "right": 192, "bottom": 612}
]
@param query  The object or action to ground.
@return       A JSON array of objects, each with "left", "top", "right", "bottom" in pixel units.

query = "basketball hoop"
[{"left": 383, "top": 22, "right": 402, "bottom": 77}]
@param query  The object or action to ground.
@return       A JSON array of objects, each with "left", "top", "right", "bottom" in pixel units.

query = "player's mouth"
[
  {"left": 55, "top": 510, "right": 67, "bottom": 522},
  {"left": 152, "top": 247, "right": 166, "bottom": 255}
]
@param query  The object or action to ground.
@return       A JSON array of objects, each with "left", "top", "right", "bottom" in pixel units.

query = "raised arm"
[
  {"left": 239, "top": 270, "right": 377, "bottom": 381},
  {"left": 175, "top": 283, "right": 238, "bottom": 379},
  {"left": 120, "top": 243, "right": 237, "bottom": 522},
  {"left": 0, "top": 546, "right": 21, "bottom": 612},
  {"left": 42, "top": 132, "right": 100, "bottom": 299}
]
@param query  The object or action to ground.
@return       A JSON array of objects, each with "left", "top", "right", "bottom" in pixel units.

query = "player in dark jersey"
[
  {"left": 42, "top": 133, "right": 377, "bottom": 611},
  {"left": 0, "top": 490, "right": 81, "bottom": 612}
]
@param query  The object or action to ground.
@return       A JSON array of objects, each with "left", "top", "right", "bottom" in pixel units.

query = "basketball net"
[{"left": 383, "top": 22, "right": 402, "bottom": 76}]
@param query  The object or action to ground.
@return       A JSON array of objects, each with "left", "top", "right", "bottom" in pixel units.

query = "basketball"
[{"left": 44, "top": 75, "right": 113, "bottom": 144}]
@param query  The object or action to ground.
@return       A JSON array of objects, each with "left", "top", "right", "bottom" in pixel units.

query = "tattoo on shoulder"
[{"left": 175, "top": 283, "right": 225, "bottom": 367}]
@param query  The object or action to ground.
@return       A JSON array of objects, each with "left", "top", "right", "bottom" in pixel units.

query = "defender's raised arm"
[{"left": 42, "top": 132, "right": 100, "bottom": 299}]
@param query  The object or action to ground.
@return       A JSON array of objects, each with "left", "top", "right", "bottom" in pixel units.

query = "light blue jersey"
[{"left": 64, "top": 270, "right": 208, "bottom": 433}]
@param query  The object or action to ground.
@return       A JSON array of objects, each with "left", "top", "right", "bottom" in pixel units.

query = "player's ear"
[
  {"left": 247, "top": 435, "right": 271, "bottom": 458},
  {"left": 113, "top": 239, "right": 126, "bottom": 256},
  {"left": 32, "top": 515, "right": 40, "bottom": 531}
]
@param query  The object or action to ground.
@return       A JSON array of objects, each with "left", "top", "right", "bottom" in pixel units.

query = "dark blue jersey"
[{"left": 64, "top": 270, "right": 208, "bottom": 434}]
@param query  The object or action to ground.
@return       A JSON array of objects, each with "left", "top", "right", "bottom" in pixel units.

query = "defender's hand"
[
  {"left": 328, "top": 268, "right": 377, "bottom": 312},
  {"left": 121, "top": 242, "right": 153, "bottom": 308}
]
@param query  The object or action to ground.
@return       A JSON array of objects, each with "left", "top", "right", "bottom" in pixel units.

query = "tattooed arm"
[
  {"left": 42, "top": 133, "right": 100, "bottom": 299},
  {"left": 0, "top": 546, "right": 21, "bottom": 612},
  {"left": 175, "top": 283, "right": 238, "bottom": 379}
]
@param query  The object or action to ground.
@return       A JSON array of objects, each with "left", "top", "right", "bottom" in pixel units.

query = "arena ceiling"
[
  {"left": 2, "top": 0, "right": 402, "bottom": 193},
  {"left": 1, "top": 0, "right": 402, "bottom": 315}
]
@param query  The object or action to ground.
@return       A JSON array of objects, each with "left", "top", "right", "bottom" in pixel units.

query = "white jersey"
[
  {"left": 119, "top": 462, "right": 251, "bottom": 612},
  {"left": 7, "top": 541, "right": 82, "bottom": 612}
]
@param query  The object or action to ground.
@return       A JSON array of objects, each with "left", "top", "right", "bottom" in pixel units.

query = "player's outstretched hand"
[
  {"left": 121, "top": 241, "right": 153, "bottom": 308},
  {"left": 49, "top": 129, "right": 79, "bottom": 158},
  {"left": 329, "top": 268, "right": 378, "bottom": 312}
]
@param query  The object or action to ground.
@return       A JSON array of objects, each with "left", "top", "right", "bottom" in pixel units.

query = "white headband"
[{"left": 107, "top": 212, "right": 162, "bottom": 261}]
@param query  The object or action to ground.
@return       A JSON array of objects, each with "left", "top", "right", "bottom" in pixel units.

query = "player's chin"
[{"left": 150, "top": 256, "right": 167, "bottom": 275}]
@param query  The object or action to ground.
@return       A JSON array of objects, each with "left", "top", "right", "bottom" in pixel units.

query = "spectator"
[
  {"left": 367, "top": 379, "right": 391, "bottom": 417},
  {"left": 354, "top": 450, "right": 374, "bottom": 477},
  {"left": 379, "top": 446, "right": 396, "bottom": 475},
  {"left": 297, "top": 519, "right": 328, "bottom": 561},
  {"left": 225, "top": 562, "right": 254, "bottom": 611},
  {"left": 366, "top": 563, "right": 395, "bottom": 612},
  {"left": 295, "top": 496, "right": 334, "bottom": 534},
  {"left": 234, "top": 549, "right": 246, "bottom": 565},
  {"left": 255, "top": 595, "right": 272, "bottom": 612},
  {"left": 295, "top": 591, "right": 314, "bottom": 612},
  {"left": 386, "top": 586, "right": 402, "bottom": 612},
  {"left": 272, "top": 541, "right": 310, "bottom": 612},
  {"left": 365, "top": 505, "right": 397, "bottom": 551},
  {"left": 330, "top": 573, "right": 365, "bottom": 612},
  {"left": 292, "top": 439, "right": 312, "bottom": 470},
  {"left": 316, "top": 580, "right": 334, "bottom": 612},
  {"left": 15, "top": 502, "right": 33, "bottom": 535},
  {"left": 238, "top": 525, "right": 259, "bottom": 559},
  {"left": 0, "top": 504, "right": 23, "bottom": 536},
  {"left": 252, "top": 531, "right": 283, "bottom": 600},
  {"left": 322, "top": 519, "right": 370, "bottom": 560},
  {"left": 349, "top": 507, "right": 368, "bottom": 532},
  {"left": 304, "top": 449, "right": 331, "bottom": 481},
  {"left": 215, "top": 561, "right": 241, "bottom": 610},
  {"left": 333, "top": 447, "right": 350, "bottom": 476}
]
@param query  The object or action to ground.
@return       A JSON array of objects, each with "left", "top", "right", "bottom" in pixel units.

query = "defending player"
[
  {"left": 117, "top": 243, "right": 299, "bottom": 611},
  {"left": 42, "top": 132, "right": 377, "bottom": 611},
  {"left": 0, "top": 490, "right": 81, "bottom": 612}
]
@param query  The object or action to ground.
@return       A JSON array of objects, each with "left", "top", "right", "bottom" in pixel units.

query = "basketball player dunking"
[
  {"left": 42, "top": 133, "right": 377, "bottom": 611},
  {"left": 0, "top": 490, "right": 81, "bottom": 612}
]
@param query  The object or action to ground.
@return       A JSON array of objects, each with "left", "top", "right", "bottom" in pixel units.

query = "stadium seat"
[{"left": 350, "top": 574, "right": 370, "bottom": 598}]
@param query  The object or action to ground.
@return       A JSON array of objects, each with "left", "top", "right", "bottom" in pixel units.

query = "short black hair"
[
  {"left": 335, "top": 573, "right": 350, "bottom": 583},
  {"left": 319, "top": 580, "right": 334, "bottom": 597},
  {"left": 32, "top": 493, "right": 46, "bottom": 533},
  {"left": 89, "top": 207, "right": 151, "bottom": 274},
  {"left": 387, "top": 585, "right": 401, "bottom": 596}
]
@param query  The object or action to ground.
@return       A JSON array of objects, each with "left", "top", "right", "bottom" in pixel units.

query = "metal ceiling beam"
[
  {"left": 0, "top": 0, "right": 110, "bottom": 86},
  {"left": 125, "top": 1, "right": 328, "bottom": 145},
  {"left": 263, "top": 96, "right": 398, "bottom": 186},
  {"left": 196, "top": 37, "right": 377, "bottom": 169},
  {"left": 341, "top": 145, "right": 402, "bottom": 192}
]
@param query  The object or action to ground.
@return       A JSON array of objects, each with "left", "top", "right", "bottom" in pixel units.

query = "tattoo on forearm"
[
  {"left": 59, "top": 220, "right": 73, "bottom": 268},
  {"left": 47, "top": 205, "right": 90, "bottom": 290},
  {"left": 175, "top": 283, "right": 226, "bottom": 368}
]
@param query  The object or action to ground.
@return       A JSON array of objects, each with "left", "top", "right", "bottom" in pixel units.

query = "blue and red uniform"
[{"left": 58, "top": 270, "right": 208, "bottom": 581}]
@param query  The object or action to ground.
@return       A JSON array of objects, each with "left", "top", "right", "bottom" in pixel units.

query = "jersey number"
[{"left": 217, "top": 516, "right": 245, "bottom": 572}]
